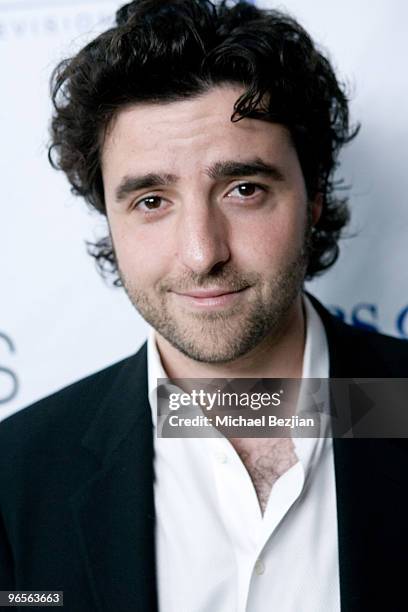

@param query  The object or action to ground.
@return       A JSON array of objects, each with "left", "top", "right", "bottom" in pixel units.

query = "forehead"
[{"left": 101, "top": 85, "right": 294, "bottom": 176}]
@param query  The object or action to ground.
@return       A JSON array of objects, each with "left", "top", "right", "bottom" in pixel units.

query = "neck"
[{"left": 155, "top": 294, "right": 306, "bottom": 380}]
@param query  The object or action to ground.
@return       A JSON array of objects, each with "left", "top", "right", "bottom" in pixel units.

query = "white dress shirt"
[{"left": 148, "top": 295, "right": 340, "bottom": 612}]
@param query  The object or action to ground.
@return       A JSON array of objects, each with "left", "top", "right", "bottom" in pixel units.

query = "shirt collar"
[
  {"left": 301, "top": 293, "right": 329, "bottom": 379},
  {"left": 294, "top": 293, "right": 331, "bottom": 471}
]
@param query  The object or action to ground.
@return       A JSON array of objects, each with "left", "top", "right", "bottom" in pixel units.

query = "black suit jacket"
[{"left": 1, "top": 296, "right": 408, "bottom": 612}]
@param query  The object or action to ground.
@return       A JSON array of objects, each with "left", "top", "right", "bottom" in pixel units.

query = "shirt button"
[
  {"left": 215, "top": 451, "right": 228, "bottom": 464},
  {"left": 254, "top": 559, "right": 265, "bottom": 576}
]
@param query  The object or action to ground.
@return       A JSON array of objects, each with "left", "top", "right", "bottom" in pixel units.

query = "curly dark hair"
[{"left": 49, "top": 0, "right": 358, "bottom": 285}]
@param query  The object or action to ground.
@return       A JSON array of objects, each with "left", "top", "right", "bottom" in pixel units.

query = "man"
[{"left": 1, "top": 1, "right": 407, "bottom": 611}]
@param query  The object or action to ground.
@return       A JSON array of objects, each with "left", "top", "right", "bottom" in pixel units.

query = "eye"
[
  {"left": 133, "top": 195, "right": 165, "bottom": 212},
  {"left": 226, "top": 182, "right": 264, "bottom": 199}
]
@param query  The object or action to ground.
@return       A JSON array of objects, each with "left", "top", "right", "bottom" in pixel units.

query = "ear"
[{"left": 311, "top": 192, "right": 323, "bottom": 226}]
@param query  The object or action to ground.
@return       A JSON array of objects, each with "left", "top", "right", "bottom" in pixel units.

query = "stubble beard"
[{"left": 117, "top": 226, "right": 312, "bottom": 364}]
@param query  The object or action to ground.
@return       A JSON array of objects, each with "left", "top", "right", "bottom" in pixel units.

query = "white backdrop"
[{"left": 1, "top": 0, "right": 407, "bottom": 421}]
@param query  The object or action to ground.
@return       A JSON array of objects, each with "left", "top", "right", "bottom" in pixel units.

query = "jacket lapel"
[
  {"left": 70, "top": 344, "right": 158, "bottom": 612},
  {"left": 330, "top": 436, "right": 408, "bottom": 610}
]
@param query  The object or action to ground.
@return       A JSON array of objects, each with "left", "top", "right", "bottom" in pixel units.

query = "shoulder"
[
  {"left": 333, "top": 313, "right": 408, "bottom": 367},
  {"left": 0, "top": 344, "right": 147, "bottom": 466},
  {"left": 307, "top": 293, "right": 408, "bottom": 377},
  {"left": 344, "top": 323, "right": 408, "bottom": 375}
]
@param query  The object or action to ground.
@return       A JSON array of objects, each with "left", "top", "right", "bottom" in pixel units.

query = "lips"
[
  {"left": 174, "top": 288, "right": 245, "bottom": 298},
  {"left": 170, "top": 285, "right": 250, "bottom": 309}
]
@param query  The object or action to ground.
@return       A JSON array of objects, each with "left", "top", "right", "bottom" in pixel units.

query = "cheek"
[
  {"left": 231, "top": 205, "right": 307, "bottom": 267},
  {"left": 109, "top": 216, "right": 174, "bottom": 285}
]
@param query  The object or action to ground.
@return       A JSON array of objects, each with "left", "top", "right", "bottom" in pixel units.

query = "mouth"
[{"left": 171, "top": 286, "right": 250, "bottom": 309}]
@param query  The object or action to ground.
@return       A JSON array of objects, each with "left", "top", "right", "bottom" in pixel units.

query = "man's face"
[{"left": 102, "top": 85, "right": 319, "bottom": 363}]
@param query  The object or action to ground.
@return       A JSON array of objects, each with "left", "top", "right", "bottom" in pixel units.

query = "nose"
[{"left": 176, "top": 201, "right": 231, "bottom": 275}]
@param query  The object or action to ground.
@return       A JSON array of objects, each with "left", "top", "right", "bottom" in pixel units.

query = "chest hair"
[{"left": 229, "top": 437, "right": 298, "bottom": 514}]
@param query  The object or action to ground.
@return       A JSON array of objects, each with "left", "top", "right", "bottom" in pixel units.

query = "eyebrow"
[
  {"left": 115, "top": 173, "right": 177, "bottom": 202},
  {"left": 114, "top": 158, "right": 284, "bottom": 202},
  {"left": 206, "top": 158, "right": 285, "bottom": 182}
]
